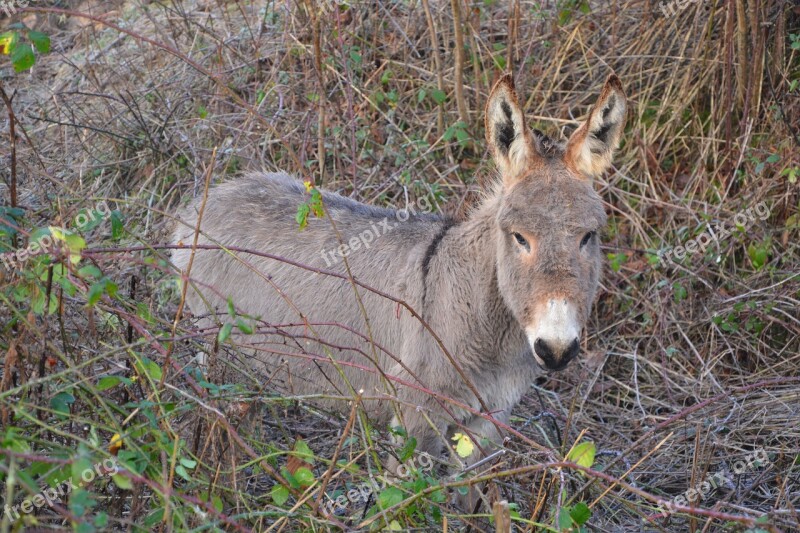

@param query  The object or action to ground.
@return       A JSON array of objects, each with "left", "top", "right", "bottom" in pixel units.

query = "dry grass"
[{"left": 0, "top": 0, "right": 799, "bottom": 531}]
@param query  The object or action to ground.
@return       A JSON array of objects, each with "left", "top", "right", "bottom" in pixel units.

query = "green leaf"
[
  {"left": 144, "top": 509, "right": 164, "bottom": 527},
  {"left": 28, "top": 30, "right": 50, "bottom": 54},
  {"left": 218, "top": 323, "right": 233, "bottom": 343},
  {"left": 451, "top": 433, "right": 474, "bottom": 458},
  {"left": 0, "top": 31, "right": 17, "bottom": 55},
  {"left": 227, "top": 296, "right": 236, "bottom": 317},
  {"left": 378, "top": 486, "right": 404, "bottom": 509},
  {"left": 430, "top": 89, "right": 447, "bottom": 105},
  {"left": 74, "top": 208, "right": 105, "bottom": 232},
  {"left": 11, "top": 42, "right": 34, "bottom": 72},
  {"left": 765, "top": 154, "right": 781, "bottom": 164},
  {"left": 50, "top": 227, "right": 86, "bottom": 265},
  {"left": 105, "top": 279, "right": 118, "bottom": 298},
  {"left": 135, "top": 357, "right": 163, "bottom": 382},
  {"left": 30, "top": 226, "right": 52, "bottom": 248},
  {"left": 294, "top": 467, "right": 315, "bottom": 487},
  {"left": 72, "top": 457, "right": 93, "bottom": 486},
  {"left": 87, "top": 279, "right": 109, "bottom": 306},
  {"left": 558, "top": 507, "right": 573, "bottom": 530},
  {"left": 569, "top": 502, "right": 591, "bottom": 525},
  {"left": 310, "top": 189, "right": 324, "bottom": 217},
  {"left": 673, "top": 283, "right": 688, "bottom": 303},
  {"left": 781, "top": 168, "right": 798, "bottom": 184},
  {"left": 748, "top": 243, "right": 769, "bottom": 270},
  {"left": 567, "top": 441, "right": 596, "bottom": 469},
  {"left": 211, "top": 495, "right": 224, "bottom": 512},
  {"left": 175, "top": 464, "right": 190, "bottom": 480},
  {"left": 296, "top": 203, "right": 310, "bottom": 230},
  {"left": 51, "top": 391, "right": 75, "bottom": 417},
  {"left": 399, "top": 436, "right": 417, "bottom": 462},
  {"left": 65, "top": 234, "right": 86, "bottom": 264},
  {"left": 97, "top": 375, "right": 122, "bottom": 391},
  {"left": 607, "top": 252, "right": 627, "bottom": 272},
  {"left": 280, "top": 467, "right": 301, "bottom": 489},
  {"left": 78, "top": 265, "right": 103, "bottom": 279},
  {"left": 110, "top": 211, "right": 124, "bottom": 240},
  {"left": 15, "top": 469, "right": 39, "bottom": 493},
  {"left": 271, "top": 485, "right": 290, "bottom": 506},
  {"left": 112, "top": 473, "right": 133, "bottom": 490},
  {"left": 236, "top": 318, "right": 253, "bottom": 334},
  {"left": 69, "top": 487, "right": 95, "bottom": 520},
  {"left": 389, "top": 426, "right": 407, "bottom": 438},
  {"left": 293, "top": 439, "right": 315, "bottom": 465}
]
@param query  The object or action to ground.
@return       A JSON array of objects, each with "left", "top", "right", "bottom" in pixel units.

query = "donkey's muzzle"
[{"left": 534, "top": 338, "right": 580, "bottom": 371}]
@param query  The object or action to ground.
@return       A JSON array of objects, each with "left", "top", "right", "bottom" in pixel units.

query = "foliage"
[
  {"left": 0, "top": 0, "right": 797, "bottom": 531},
  {"left": 0, "top": 24, "right": 49, "bottom": 72}
]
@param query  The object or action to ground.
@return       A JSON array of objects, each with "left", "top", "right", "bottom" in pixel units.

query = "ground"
[{"left": 0, "top": 0, "right": 798, "bottom": 531}]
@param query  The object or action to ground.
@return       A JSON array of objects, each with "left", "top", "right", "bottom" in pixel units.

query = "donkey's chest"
[{"left": 478, "top": 351, "right": 536, "bottom": 410}]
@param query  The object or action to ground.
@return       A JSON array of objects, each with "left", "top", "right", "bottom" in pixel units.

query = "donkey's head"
[{"left": 485, "top": 74, "right": 626, "bottom": 371}]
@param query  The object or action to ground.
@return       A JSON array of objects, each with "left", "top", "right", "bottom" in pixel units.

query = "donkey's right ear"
[
  {"left": 564, "top": 74, "right": 627, "bottom": 179},
  {"left": 485, "top": 75, "right": 533, "bottom": 184}
]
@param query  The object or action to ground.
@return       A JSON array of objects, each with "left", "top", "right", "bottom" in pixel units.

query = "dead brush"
[{"left": 0, "top": 0, "right": 797, "bottom": 531}]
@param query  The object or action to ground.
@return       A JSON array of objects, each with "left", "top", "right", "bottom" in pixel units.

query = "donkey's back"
[{"left": 172, "top": 172, "right": 451, "bottom": 416}]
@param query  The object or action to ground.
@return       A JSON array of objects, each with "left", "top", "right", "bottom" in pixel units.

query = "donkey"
[{"left": 172, "top": 73, "right": 626, "bottom": 498}]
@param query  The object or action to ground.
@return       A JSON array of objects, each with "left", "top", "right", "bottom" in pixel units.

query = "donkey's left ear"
[
  {"left": 485, "top": 74, "right": 534, "bottom": 185},
  {"left": 565, "top": 75, "right": 627, "bottom": 179}
]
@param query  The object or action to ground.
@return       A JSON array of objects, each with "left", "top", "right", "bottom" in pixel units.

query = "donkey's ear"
[
  {"left": 565, "top": 74, "right": 627, "bottom": 179},
  {"left": 485, "top": 74, "right": 532, "bottom": 184}
]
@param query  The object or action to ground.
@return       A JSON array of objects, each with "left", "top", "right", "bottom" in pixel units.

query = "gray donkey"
[{"left": 172, "top": 73, "right": 626, "bottom": 490}]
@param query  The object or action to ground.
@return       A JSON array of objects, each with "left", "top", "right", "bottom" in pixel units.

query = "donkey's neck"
[{"left": 429, "top": 193, "right": 527, "bottom": 361}]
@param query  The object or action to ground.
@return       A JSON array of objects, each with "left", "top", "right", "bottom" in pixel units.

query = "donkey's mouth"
[
  {"left": 531, "top": 338, "right": 581, "bottom": 371},
  {"left": 540, "top": 356, "right": 576, "bottom": 372}
]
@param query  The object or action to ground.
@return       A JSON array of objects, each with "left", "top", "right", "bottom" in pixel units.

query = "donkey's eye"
[
  {"left": 512, "top": 232, "right": 530, "bottom": 251},
  {"left": 580, "top": 231, "right": 596, "bottom": 248}
]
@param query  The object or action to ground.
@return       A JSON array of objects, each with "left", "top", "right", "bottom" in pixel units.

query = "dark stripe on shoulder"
[
  {"left": 421, "top": 219, "right": 456, "bottom": 279},
  {"left": 420, "top": 219, "right": 456, "bottom": 314}
]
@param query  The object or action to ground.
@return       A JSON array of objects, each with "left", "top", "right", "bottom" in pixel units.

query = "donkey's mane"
[{"left": 531, "top": 129, "right": 567, "bottom": 158}]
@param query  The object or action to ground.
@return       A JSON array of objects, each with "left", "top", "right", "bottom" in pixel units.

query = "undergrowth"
[{"left": 0, "top": 0, "right": 798, "bottom": 531}]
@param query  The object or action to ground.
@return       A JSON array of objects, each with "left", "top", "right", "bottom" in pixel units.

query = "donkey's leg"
[{"left": 386, "top": 408, "right": 448, "bottom": 475}]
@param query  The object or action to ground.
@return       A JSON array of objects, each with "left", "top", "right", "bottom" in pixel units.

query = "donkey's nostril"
[
  {"left": 563, "top": 338, "right": 580, "bottom": 363},
  {"left": 534, "top": 337, "right": 580, "bottom": 371},
  {"left": 534, "top": 338, "right": 556, "bottom": 362}
]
